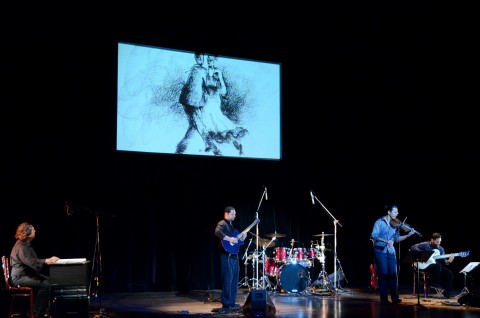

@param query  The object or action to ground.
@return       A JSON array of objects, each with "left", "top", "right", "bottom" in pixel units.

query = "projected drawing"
[{"left": 117, "top": 42, "right": 281, "bottom": 160}]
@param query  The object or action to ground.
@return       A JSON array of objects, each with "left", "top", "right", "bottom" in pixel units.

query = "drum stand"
[
  {"left": 251, "top": 247, "right": 276, "bottom": 291},
  {"left": 310, "top": 238, "right": 333, "bottom": 292},
  {"left": 238, "top": 239, "right": 253, "bottom": 289},
  {"left": 311, "top": 256, "right": 332, "bottom": 292}
]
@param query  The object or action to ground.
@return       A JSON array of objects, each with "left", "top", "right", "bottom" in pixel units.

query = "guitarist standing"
[
  {"left": 214, "top": 206, "right": 247, "bottom": 310},
  {"left": 410, "top": 233, "right": 455, "bottom": 298}
]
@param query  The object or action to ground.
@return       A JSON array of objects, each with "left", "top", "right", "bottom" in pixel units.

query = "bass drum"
[{"left": 278, "top": 264, "right": 310, "bottom": 293}]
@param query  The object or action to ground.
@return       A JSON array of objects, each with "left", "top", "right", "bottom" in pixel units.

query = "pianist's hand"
[{"left": 46, "top": 256, "right": 60, "bottom": 264}]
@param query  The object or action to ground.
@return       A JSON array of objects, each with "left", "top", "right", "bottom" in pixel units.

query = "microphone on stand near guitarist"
[
  {"left": 410, "top": 232, "right": 469, "bottom": 299},
  {"left": 214, "top": 206, "right": 259, "bottom": 310}
]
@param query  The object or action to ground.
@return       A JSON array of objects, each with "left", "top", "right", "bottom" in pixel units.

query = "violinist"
[
  {"left": 370, "top": 204, "right": 416, "bottom": 305},
  {"left": 410, "top": 233, "right": 454, "bottom": 298}
]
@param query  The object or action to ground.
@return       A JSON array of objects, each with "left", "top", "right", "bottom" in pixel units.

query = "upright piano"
[{"left": 49, "top": 258, "right": 91, "bottom": 317}]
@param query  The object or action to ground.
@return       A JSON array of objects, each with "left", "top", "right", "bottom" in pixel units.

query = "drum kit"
[{"left": 240, "top": 231, "right": 335, "bottom": 294}]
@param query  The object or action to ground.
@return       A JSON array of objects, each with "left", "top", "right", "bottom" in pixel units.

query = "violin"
[{"left": 390, "top": 218, "right": 422, "bottom": 237}]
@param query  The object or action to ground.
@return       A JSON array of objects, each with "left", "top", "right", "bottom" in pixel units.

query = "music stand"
[
  {"left": 458, "top": 262, "right": 480, "bottom": 297},
  {"left": 403, "top": 250, "right": 434, "bottom": 308}
]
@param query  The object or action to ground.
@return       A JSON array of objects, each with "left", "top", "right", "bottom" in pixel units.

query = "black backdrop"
[{"left": 2, "top": 4, "right": 478, "bottom": 294}]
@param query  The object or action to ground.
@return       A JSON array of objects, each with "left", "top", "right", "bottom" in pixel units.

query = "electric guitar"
[
  {"left": 369, "top": 263, "right": 378, "bottom": 291},
  {"left": 369, "top": 238, "right": 378, "bottom": 292},
  {"left": 415, "top": 249, "right": 470, "bottom": 270},
  {"left": 221, "top": 218, "right": 260, "bottom": 254}
]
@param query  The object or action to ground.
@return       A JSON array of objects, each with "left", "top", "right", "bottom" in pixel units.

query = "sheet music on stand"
[
  {"left": 55, "top": 258, "right": 88, "bottom": 265},
  {"left": 460, "top": 262, "right": 480, "bottom": 274}
]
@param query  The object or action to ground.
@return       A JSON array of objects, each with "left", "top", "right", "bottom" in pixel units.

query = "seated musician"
[
  {"left": 410, "top": 232, "right": 454, "bottom": 298},
  {"left": 10, "top": 222, "right": 60, "bottom": 318}
]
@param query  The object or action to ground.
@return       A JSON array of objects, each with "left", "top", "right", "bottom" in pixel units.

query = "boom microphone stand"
[
  {"left": 252, "top": 186, "right": 268, "bottom": 289},
  {"left": 310, "top": 191, "right": 342, "bottom": 292}
]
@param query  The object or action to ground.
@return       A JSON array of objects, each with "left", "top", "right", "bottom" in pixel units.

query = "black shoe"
[{"left": 392, "top": 298, "right": 402, "bottom": 304}]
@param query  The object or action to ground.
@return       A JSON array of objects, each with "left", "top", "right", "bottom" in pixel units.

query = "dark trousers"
[
  {"left": 220, "top": 253, "right": 240, "bottom": 307},
  {"left": 11, "top": 274, "right": 51, "bottom": 315},
  {"left": 374, "top": 250, "right": 399, "bottom": 303}
]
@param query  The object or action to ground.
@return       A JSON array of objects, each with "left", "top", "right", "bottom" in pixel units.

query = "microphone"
[
  {"left": 310, "top": 191, "right": 315, "bottom": 205},
  {"left": 64, "top": 201, "right": 73, "bottom": 216},
  {"left": 265, "top": 187, "right": 268, "bottom": 200}
]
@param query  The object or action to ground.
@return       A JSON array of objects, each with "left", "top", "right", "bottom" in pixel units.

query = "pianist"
[{"left": 10, "top": 222, "right": 59, "bottom": 318}]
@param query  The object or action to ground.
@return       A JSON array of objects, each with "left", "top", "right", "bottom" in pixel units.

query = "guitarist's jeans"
[
  {"left": 220, "top": 253, "right": 240, "bottom": 308},
  {"left": 374, "top": 250, "right": 400, "bottom": 303},
  {"left": 422, "top": 263, "right": 454, "bottom": 297}
]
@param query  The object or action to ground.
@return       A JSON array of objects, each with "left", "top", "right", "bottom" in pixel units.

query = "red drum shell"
[{"left": 265, "top": 258, "right": 280, "bottom": 276}]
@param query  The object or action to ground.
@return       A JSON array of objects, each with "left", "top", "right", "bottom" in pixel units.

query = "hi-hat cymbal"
[
  {"left": 265, "top": 232, "right": 286, "bottom": 238},
  {"left": 313, "top": 233, "right": 333, "bottom": 237}
]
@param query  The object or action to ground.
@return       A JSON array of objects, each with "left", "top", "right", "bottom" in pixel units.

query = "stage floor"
[{"left": 87, "top": 286, "right": 480, "bottom": 318}]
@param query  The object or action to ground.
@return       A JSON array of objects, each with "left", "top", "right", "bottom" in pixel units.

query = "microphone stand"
[
  {"left": 91, "top": 210, "right": 107, "bottom": 317},
  {"left": 253, "top": 187, "right": 267, "bottom": 289},
  {"left": 68, "top": 203, "right": 113, "bottom": 318},
  {"left": 311, "top": 191, "right": 343, "bottom": 293}
]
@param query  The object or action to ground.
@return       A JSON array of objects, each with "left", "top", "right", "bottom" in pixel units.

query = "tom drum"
[
  {"left": 274, "top": 247, "right": 289, "bottom": 262},
  {"left": 264, "top": 258, "right": 279, "bottom": 276}
]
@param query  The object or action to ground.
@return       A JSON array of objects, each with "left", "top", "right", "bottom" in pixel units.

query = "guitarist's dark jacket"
[{"left": 215, "top": 219, "right": 238, "bottom": 256}]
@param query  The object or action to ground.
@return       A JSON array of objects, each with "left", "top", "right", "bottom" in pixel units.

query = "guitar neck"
[
  {"left": 435, "top": 253, "right": 459, "bottom": 260},
  {"left": 238, "top": 219, "right": 259, "bottom": 238}
]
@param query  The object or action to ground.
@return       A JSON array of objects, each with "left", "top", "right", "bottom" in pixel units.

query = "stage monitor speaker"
[{"left": 242, "top": 290, "right": 276, "bottom": 317}]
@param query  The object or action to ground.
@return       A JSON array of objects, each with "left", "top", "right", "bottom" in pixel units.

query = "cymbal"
[
  {"left": 265, "top": 232, "right": 286, "bottom": 238},
  {"left": 254, "top": 238, "right": 276, "bottom": 247},
  {"left": 313, "top": 233, "right": 333, "bottom": 237}
]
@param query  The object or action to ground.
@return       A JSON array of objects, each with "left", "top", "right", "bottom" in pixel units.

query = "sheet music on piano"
[{"left": 55, "top": 258, "right": 88, "bottom": 265}]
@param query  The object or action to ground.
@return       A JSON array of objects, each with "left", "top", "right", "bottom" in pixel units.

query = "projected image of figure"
[
  {"left": 118, "top": 43, "right": 281, "bottom": 160},
  {"left": 175, "top": 52, "right": 220, "bottom": 155},
  {"left": 202, "top": 54, "right": 248, "bottom": 156}
]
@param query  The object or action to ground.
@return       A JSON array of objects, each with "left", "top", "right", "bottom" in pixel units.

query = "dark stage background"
[{"left": 2, "top": 4, "right": 477, "bottom": 295}]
